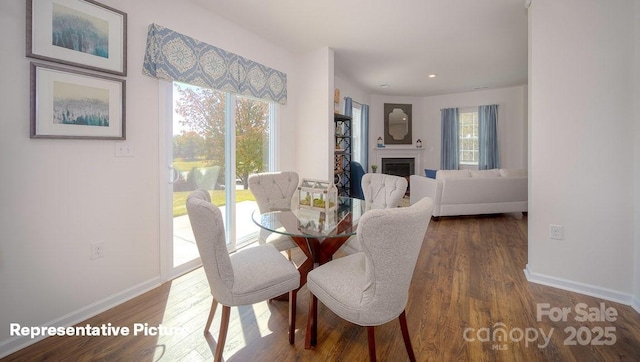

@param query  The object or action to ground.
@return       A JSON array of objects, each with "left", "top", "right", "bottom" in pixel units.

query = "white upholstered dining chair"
[
  {"left": 362, "top": 172, "right": 408, "bottom": 209},
  {"left": 306, "top": 197, "right": 434, "bottom": 361},
  {"left": 248, "top": 171, "right": 299, "bottom": 253},
  {"left": 340, "top": 172, "right": 408, "bottom": 254},
  {"left": 186, "top": 189, "right": 300, "bottom": 361}
]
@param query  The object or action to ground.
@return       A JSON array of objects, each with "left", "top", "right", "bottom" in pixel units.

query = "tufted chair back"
[
  {"left": 248, "top": 171, "right": 299, "bottom": 252},
  {"left": 248, "top": 171, "right": 299, "bottom": 213},
  {"left": 339, "top": 173, "right": 408, "bottom": 255},
  {"left": 362, "top": 173, "right": 408, "bottom": 209}
]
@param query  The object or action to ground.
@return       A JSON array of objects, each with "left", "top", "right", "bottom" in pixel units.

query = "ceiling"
[{"left": 190, "top": 0, "right": 529, "bottom": 97}]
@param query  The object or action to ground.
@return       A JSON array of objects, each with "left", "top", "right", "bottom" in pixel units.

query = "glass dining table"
[
  {"left": 252, "top": 196, "right": 368, "bottom": 349},
  {"left": 251, "top": 196, "right": 367, "bottom": 286}
]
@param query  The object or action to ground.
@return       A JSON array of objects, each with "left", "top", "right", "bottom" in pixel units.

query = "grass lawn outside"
[
  {"left": 173, "top": 189, "right": 255, "bottom": 217},
  {"left": 173, "top": 160, "right": 210, "bottom": 172}
]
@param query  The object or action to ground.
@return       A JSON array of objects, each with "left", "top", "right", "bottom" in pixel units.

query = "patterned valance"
[{"left": 143, "top": 24, "right": 287, "bottom": 105}]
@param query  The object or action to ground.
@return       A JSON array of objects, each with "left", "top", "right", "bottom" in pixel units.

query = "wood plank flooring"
[{"left": 5, "top": 213, "right": 640, "bottom": 361}]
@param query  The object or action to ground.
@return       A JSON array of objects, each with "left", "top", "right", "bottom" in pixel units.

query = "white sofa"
[{"left": 409, "top": 169, "right": 527, "bottom": 218}]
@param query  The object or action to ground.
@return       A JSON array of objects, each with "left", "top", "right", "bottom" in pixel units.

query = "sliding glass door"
[{"left": 160, "top": 81, "right": 274, "bottom": 279}]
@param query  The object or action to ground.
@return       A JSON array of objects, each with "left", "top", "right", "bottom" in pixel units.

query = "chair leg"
[
  {"left": 289, "top": 289, "right": 297, "bottom": 344},
  {"left": 214, "top": 305, "right": 231, "bottom": 362},
  {"left": 367, "top": 326, "right": 377, "bottom": 362},
  {"left": 305, "top": 293, "right": 318, "bottom": 348},
  {"left": 399, "top": 310, "right": 416, "bottom": 362},
  {"left": 204, "top": 299, "right": 218, "bottom": 333}
]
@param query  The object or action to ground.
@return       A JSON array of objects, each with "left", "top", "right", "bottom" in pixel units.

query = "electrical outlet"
[
  {"left": 91, "top": 241, "right": 105, "bottom": 260},
  {"left": 549, "top": 224, "right": 564, "bottom": 240}
]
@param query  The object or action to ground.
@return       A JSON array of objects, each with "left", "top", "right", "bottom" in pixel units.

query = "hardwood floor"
[{"left": 6, "top": 213, "right": 640, "bottom": 361}]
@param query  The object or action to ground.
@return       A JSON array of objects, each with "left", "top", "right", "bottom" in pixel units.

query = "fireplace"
[{"left": 381, "top": 157, "right": 415, "bottom": 195}]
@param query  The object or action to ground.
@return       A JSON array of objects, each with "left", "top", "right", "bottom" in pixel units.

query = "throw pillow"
[{"left": 424, "top": 169, "right": 438, "bottom": 179}]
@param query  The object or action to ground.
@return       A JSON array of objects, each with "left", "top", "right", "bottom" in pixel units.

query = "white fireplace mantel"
[{"left": 371, "top": 146, "right": 426, "bottom": 175}]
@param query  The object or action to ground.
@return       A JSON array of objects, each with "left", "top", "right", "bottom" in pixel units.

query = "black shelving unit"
[{"left": 334, "top": 113, "right": 352, "bottom": 196}]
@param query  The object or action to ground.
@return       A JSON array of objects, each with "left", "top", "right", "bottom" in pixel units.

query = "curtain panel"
[
  {"left": 143, "top": 24, "right": 287, "bottom": 105},
  {"left": 440, "top": 108, "right": 460, "bottom": 170},
  {"left": 344, "top": 97, "right": 353, "bottom": 117},
  {"left": 478, "top": 104, "right": 499, "bottom": 170}
]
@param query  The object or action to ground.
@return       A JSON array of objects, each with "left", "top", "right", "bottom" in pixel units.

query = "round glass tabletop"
[{"left": 252, "top": 197, "right": 367, "bottom": 238}]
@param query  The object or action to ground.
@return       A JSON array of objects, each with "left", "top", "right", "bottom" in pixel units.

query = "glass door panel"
[{"left": 168, "top": 83, "right": 273, "bottom": 273}]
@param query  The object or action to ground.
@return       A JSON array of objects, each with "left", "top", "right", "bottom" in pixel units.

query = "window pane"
[
  {"left": 235, "top": 96, "right": 270, "bottom": 185},
  {"left": 172, "top": 83, "right": 272, "bottom": 255},
  {"left": 459, "top": 111, "right": 479, "bottom": 164},
  {"left": 352, "top": 106, "right": 362, "bottom": 164}
]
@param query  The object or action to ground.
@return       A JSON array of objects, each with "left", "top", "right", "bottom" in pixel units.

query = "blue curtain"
[
  {"left": 478, "top": 104, "right": 499, "bottom": 170},
  {"left": 143, "top": 24, "right": 287, "bottom": 105},
  {"left": 440, "top": 108, "right": 460, "bottom": 170},
  {"left": 344, "top": 97, "right": 353, "bottom": 117}
]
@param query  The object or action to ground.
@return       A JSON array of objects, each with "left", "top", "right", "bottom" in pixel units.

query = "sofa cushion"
[
  {"left": 440, "top": 177, "right": 528, "bottom": 204},
  {"left": 436, "top": 169, "right": 471, "bottom": 181},
  {"left": 470, "top": 169, "right": 501, "bottom": 178},
  {"left": 499, "top": 168, "right": 528, "bottom": 177},
  {"left": 424, "top": 169, "right": 438, "bottom": 179}
]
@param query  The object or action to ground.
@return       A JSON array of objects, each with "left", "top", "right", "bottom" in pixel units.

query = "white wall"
[
  {"left": 527, "top": 0, "right": 636, "bottom": 303},
  {"left": 293, "top": 47, "right": 334, "bottom": 180},
  {"left": 0, "top": 0, "right": 299, "bottom": 355},
  {"left": 369, "top": 85, "right": 528, "bottom": 173},
  {"left": 334, "top": 75, "right": 372, "bottom": 115}
]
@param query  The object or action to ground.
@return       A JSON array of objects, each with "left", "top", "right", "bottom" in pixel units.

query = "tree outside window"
[{"left": 174, "top": 84, "right": 270, "bottom": 190}]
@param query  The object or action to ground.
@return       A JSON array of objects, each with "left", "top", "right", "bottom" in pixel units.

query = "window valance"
[{"left": 143, "top": 24, "right": 287, "bottom": 105}]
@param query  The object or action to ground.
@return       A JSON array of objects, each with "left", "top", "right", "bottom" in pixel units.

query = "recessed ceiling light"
[{"left": 428, "top": 74, "right": 437, "bottom": 78}]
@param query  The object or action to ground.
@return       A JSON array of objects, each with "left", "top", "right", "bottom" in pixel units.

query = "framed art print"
[
  {"left": 31, "top": 62, "right": 126, "bottom": 139},
  {"left": 27, "top": 0, "right": 127, "bottom": 75}
]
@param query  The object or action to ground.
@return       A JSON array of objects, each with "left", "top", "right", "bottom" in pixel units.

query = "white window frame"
[
  {"left": 458, "top": 108, "right": 479, "bottom": 166},
  {"left": 351, "top": 104, "right": 363, "bottom": 164}
]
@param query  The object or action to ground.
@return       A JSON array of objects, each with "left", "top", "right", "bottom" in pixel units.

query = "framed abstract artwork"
[
  {"left": 27, "top": 0, "right": 127, "bottom": 75},
  {"left": 30, "top": 62, "right": 126, "bottom": 139}
]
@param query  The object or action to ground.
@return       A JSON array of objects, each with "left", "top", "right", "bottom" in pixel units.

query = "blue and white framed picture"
[
  {"left": 30, "top": 62, "right": 126, "bottom": 139},
  {"left": 27, "top": 0, "right": 127, "bottom": 76}
]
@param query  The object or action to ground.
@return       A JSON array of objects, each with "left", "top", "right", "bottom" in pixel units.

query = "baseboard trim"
[
  {"left": 632, "top": 296, "right": 640, "bottom": 313},
  {"left": 0, "top": 277, "right": 161, "bottom": 359},
  {"left": 523, "top": 265, "right": 635, "bottom": 307}
]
